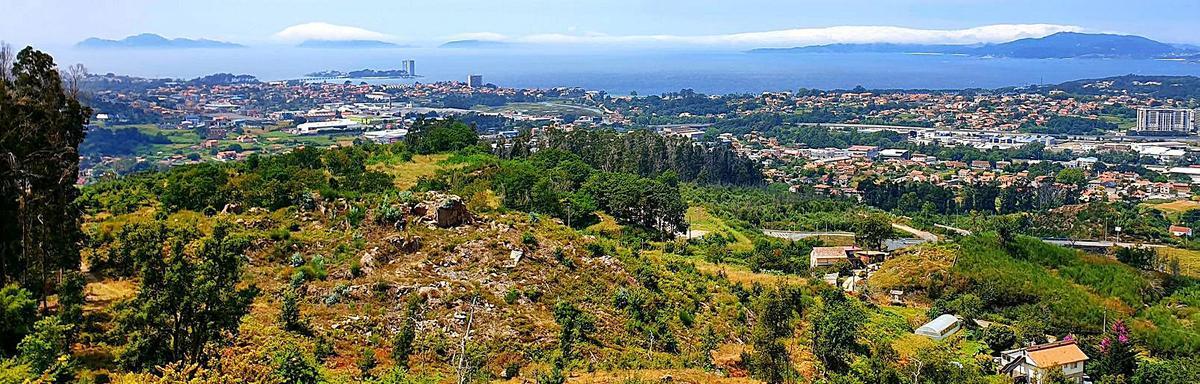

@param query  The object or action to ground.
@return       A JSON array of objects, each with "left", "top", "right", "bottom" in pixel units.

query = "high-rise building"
[
  {"left": 467, "top": 74, "right": 483, "bottom": 87},
  {"left": 402, "top": 60, "right": 415, "bottom": 76},
  {"left": 1136, "top": 108, "right": 1196, "bottom": 133}
]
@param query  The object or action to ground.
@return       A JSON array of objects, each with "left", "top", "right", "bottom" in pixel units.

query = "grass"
[
  {"left": 1157, "top": 247, "right": 1200, "bottom": 278},
  {"left": 686, "top": 206, "right": 754, "bottom": 252},
  {"left": 654, "top": 250, "right": 802, "bottom": 286},
  {"left": 367, "top": 153, "right": 458, "bottom": 190},
  {"left": 547, "top": 368, "right": 760, "bottom": 384},
  {"left": 1149, "top": 199, "right": 1200, "bottom": 218},
  {"left": 84, "top": 280, "right": 137, "bottom": 311},
  {"left": 585, "top": 212, "right": 624, "bottom": 237}
]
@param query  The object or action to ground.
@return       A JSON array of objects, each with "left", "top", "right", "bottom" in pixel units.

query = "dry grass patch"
[
  {"left": 563, "top": 368, "right": 761, "bottom": 384},
  {"left": 1158, "top": 247, "right": 1200, "bottom": 278},
  {"left": 84, "top": 280, "right": 137, "bottom": 311},
  {"left": 870, "top": 244, "right": 957, "bottom": 294},
  {"left": 369, "top": 153, "right": 459, "bottom": 190},
  {"left": 1150, "top": 199, "right": 1200, "bottom": 214}
]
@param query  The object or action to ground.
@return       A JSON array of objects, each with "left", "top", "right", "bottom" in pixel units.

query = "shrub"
[
  {"left": 356, "top": 347, "right": 378, "bottom": 379},
  {"left": 280, "top": 289, "right": 304, "bottom": 332},
  {"left": 313, "top": 335, "right": 335, "bottom": 362},
  {"left": 391, "top": 318, "right": 416, "bottom": 369},
  {"left": 17, "top": 316, "right": 72, "bottom": 374},
  {"left": 0, "top": 285, "right": 37, "bottom": 354},
  {"left": 522, "top": 232, "right": 538, "bottom": 248},
  {"left": 271, "top": 343, "right": 321, "bottom": 384},
  {"left": 981, "top": 326, "right": 1017, "bottom": 355}
]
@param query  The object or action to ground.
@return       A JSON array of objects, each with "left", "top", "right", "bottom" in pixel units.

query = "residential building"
[
  {"left": 1169, "top": 225, "right": 1193, "bottom": 237},
  {"left": 467, "top": 74, "right": 484, "bottom": 88},
  {"left": 810, "top": 246, "right": 855, "bottom": 267},
  {"left": 402, "top": 60, "right": 416, "bottom": 76},
  {"left": 1135, "top": 108, "right": 1195, "bottom": 134},
  {"left": 999, "top": 340, "right": 1089, "bottom": 384}
]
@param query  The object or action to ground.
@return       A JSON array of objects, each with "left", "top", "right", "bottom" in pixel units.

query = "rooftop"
[{"left": 1027, "top": 340, "right": 1089, "bottom": 368}]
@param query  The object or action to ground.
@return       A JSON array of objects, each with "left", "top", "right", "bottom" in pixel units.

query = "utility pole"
[{"left": 456, "top": 294, "right": 478, "bottom": 384}]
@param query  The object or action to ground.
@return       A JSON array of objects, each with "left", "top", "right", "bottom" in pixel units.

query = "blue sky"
[{"left": 5, "top": 0, "right": 1200, "bottom": 47}]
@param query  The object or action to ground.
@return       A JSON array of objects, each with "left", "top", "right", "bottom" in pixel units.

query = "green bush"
[
  {"left": 0, "top": 285, "right": 37, "bottom": 354},
  {"left": 272, "top": 343, "right": 321, "bottom": 384}
]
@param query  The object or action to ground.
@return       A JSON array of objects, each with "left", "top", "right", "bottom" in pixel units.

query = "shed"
[{"left": 915, "top": 314, "right": 962, "bottom": 340}]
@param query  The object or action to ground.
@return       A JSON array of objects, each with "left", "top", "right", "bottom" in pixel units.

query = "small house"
[
  {"left": 810, "top": 246, "right": 855, "bottom": 268},
  {"left": 915, "top": 314, "right": 961, "bottom": 340},
  {"left": 1169, "top": 225, "right": 1193, "bottom": 237},
  {"left": 998, "top": 340, "right": 1089, "bottom": 384}
]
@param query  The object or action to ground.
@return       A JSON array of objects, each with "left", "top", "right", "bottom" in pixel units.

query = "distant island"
[
  {"left": 76, "top": 33, "right": 243, "bottom": 49},
  {"left": 439, "top": 39, "right": 511, "bottom": 49},
  {"left": 297, "top": 39, "right": 403, "bottom": 49},
  {"left": 304, "top": 68, "right": 418, "bottom": 79},
  {"left": 751, "top": 32, "right": 1198, "bottom": 60}
]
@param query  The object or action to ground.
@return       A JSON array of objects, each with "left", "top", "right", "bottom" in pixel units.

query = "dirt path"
[{"left": 891, "top": 223, "right": 939, "bottom": 242}]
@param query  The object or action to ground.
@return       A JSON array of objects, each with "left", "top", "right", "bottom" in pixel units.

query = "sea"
[{"left": 40, "top": 46, "right": 1200, "bottom": 95}]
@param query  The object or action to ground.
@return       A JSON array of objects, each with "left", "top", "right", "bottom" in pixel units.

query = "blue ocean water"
[{"left": 42, "top": 46, "right": 1200, "bottom": 94}]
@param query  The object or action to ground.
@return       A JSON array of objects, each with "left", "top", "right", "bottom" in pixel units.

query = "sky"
[{"left": 4, "top": 0, "right": 1200, "bottom": 48}]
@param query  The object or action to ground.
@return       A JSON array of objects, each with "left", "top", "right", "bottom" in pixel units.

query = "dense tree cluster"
[
  {"left": 112, "top": 221, "right": 259, "bottom": 371},
  {"left": 79, "top": 126, "right": 171, "bottom": 158},
  {"left": 425, "top": 148, "right": 690, "bottom": 239},
  {"left": 80, "top": 142, "right": 397, "bottom": 215},
  {"left": 685, "top": 183, "right": 859, "bottom": 231},
  {"left": 534, "top": 128, "right": 762, "bottom": 186},
  {"left": 0, "top": 46, "right": 89, "bottom": 301},
  {"left": 860, "top": 179, "right": 1077, "bottom": 216},
  {"left": 0, "top": 45, "right": 97, "bottom": 382},
  {"left": 405, "top": 118, "right": 479, "bottom": 154}
]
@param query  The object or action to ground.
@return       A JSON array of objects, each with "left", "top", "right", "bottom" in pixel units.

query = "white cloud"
[
  {"left": 471, "top": 24, "right": 1085, "bottom": 47},
  {"left": 446, "top": 32, "right": 510, "bottom": 42},
  {"left": 273, "top": 22, "right": 394, "bottom": 42}
]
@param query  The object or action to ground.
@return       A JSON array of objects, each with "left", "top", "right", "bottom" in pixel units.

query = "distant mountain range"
[
  {"left": 439, "top": 40, "right": 511, "bottom": 49},
  {"left": 76, "top": 33, "right": 242, "bottom": 49},
  {"left": 297, "top": 39, "right": 403, "bottom": 49},
  {"left": 751, "top": 32, "right": 1198, "bottom": 59}
]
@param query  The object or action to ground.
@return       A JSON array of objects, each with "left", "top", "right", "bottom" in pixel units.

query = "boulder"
[
  {"left": 359, "top": 249, "right": 378, "bottom": 274},
  {"left": 386, "top": 235, "right": 422, "bottom": 254},
  {"left": 419, "top": 192, "right": 471, "bottom": 227}
]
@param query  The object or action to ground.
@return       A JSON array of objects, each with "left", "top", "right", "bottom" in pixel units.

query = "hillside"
[
  {"left": 37, "top": 120, "right": 784, "bottom": 383},
  {"left": 4, "top": 118, "right": 1199, "bottom": 384},
  {"left": 76, "top": 33, "right": 243, "bottom": 49},
  {"left": 975, "top": 32, "right": 1186, "bottom": 59},
  {"left": 1026, "top": 74, "right": 1200, "bottom": 99},
  {"left": 751, "top": 32, "right": 1196, "bottom": 59}
]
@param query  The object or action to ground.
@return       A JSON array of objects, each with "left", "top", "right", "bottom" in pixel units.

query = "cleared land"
[
  {"left": 686, "top": 206, "right": 754, "bottom": 252},
  {"left": 368, "top": 153, "right": 459, "bottom": 190}
]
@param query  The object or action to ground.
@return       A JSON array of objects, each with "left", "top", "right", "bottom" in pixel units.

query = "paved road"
[
  {"left": 1041, "top": 238, "right": 1164, "bottom": 249},
  {"left": 761, "top": 229, "right": 854, "bottom": 240},
  {"left": 934, "top": 224, "right": 973, "bottom": 236}
]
